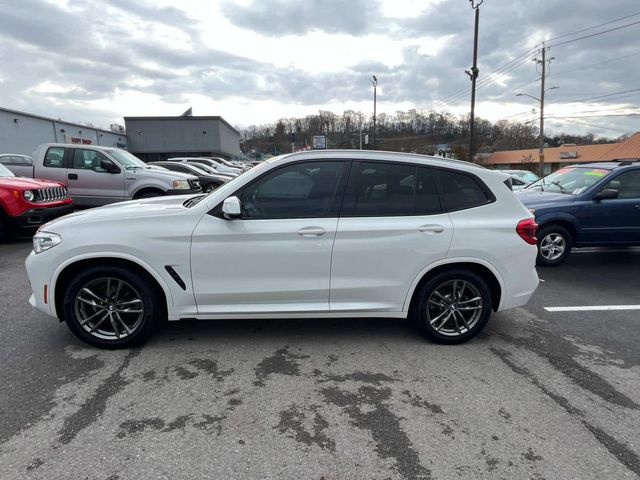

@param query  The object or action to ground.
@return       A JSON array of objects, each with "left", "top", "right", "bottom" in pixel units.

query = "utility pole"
[
  {"left": 536, "top": 45, "right": 550, "bottom": 177},
  {"left": 516, "top": 47, "right": 555, "bottom": 177},
  {"left": 466, "top": 0, "right": 482, "bottom": 163},
  {"left": 371, "top": 75, "right": 377, "bottom": 150}
]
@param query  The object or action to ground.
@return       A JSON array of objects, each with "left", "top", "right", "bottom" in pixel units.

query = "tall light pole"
[
  {"left": 466, "top": 0, "right": 482, "bottom": 163},
  {"left": 371, "top": 75, "right": 377, "bottom": 150}
]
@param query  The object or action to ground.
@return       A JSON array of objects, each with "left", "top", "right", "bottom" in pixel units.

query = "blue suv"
[{"left": 516, "top": 161, "right": 640, "bottom": 265}]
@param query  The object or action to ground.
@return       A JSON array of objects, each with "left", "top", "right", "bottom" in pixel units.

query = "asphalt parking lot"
[{"left": 1, "top": 241, "right": 639, "bottom": 480}]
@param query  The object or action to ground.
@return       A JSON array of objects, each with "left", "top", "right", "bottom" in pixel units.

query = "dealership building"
[
  {"left": 0, "top": 107, "right": 242, "bottom": 161},
  {"left": 124, "top": 115, "right": 241, "bottom": 161},
  {"left": 0, "top": 106, "right": 128, "bottom": 156}
]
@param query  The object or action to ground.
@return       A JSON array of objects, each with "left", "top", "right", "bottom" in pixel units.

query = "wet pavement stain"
[
  {"left": 57, "top": 350, "right": 139, "bottom": 445},
  {"left": 187, "top": 359, "right": 234, "bottom": 381},
  {"left": 117, "top": 417, "right": 165, "bottom": 438},
  {"left": 193, "top": 414, "right": 227, "bottom": 436},
  {"left": 254, "top": 346, "right": 310, "bottom": 386},
  {"left": 141, "top": 369, "right": 156, "bottom": 382},
  {"left": 25, "top": 457, "right": 44, "bottom": 471},
  {"left": 314, "top": 370, "right": 398, "bottom": 386},
  {"left": 117, "top": 414, "right": 214, "bottom": 438},
  {"left": 401, "top": 391, "right": 444, "bottom": 415},
  {"left": 491, "top": 347, "right": 640, "bottom": 477},
  {"left": 321, "top": 385, "right": 432, "bottom": 480},
  {"left": 174, "top": 365, "right": 199, "bottom": 380},
  {"left": 522, "top": 447, "right": 543, "bottom": 462},
  {"left": 276, "top": 404, "right": 336, "bottom": 451},
  {"left": 498, "top": 408, "right": 512, "bottom": 421},
  {"left": 498, "top": 325, "right": 640, "bottom": 411}
]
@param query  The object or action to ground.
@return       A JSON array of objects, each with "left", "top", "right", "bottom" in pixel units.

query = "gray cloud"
[
  {"left": 0, "top": 0, "right": 638, "bottom": 137},
  {"left": 221, "top": 0, "right": 383, "bottom": 37}
]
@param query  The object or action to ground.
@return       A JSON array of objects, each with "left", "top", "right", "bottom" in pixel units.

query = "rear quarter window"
[{"left": 438, "top": 169, "right": 491, "bottom": 211}]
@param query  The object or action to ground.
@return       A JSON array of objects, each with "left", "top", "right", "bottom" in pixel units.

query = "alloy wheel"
[
  {"left": 540, "top": 233, "right": 566, "bottom": 261},
  {"left": 426, "top": 280, "right": 483, "bottom": 337},
  {"left": 74, "top": 277, "right": 145, "bottom": 341}
]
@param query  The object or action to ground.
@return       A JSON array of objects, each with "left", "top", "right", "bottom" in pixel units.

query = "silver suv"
[{"left": 25, "top": 144, "right": 202, "bottom": 207}]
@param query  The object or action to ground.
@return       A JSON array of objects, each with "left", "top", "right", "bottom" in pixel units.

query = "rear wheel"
[
  {"left": 536, "top": 224, "right": 572, "bottom": 266},
  {"left": 62, "top": 266, "right": 162, "bottom": 348},
  {"left": 412, "top": 270, "right": 492, "bottom": 344}
]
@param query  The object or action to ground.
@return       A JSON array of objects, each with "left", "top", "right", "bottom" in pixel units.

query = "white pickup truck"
[{"left": 10, "top": 144, "right": 202, "bottom": 207}]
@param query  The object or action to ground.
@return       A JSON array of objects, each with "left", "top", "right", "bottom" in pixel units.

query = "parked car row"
[{"left": 0, "top": 145, "right": 256, "bottom": 238}]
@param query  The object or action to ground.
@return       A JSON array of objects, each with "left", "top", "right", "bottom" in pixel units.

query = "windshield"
[
  {"left": 0, "top": 164, "right": 15, "bottom": 177},
  {"left": 108, "top": 149, "right": 149, "bottom": 169},
  {"left": 526, "top": 167, "right": 611, "bottom": 195},
  {"left": 187, "top": 164, "right": 210, "bottom": 176}
]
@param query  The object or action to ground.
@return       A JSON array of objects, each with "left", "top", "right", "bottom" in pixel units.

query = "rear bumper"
[{"left": 7, "top": 203, "right": 74, "bottom": 236}]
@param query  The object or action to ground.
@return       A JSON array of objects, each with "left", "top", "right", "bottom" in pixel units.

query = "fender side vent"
[{"left": 165, "top": 265, "right": 186, "bottom": 290}]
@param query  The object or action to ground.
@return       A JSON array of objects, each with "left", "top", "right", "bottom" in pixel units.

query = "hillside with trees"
[{"left": 239, "top": 109, "right": 618, "bottom": 161}]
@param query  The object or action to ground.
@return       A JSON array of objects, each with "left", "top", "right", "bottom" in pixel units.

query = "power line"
[
  {"left": 557, "top": 88, "right": 640, "bottom": 105},
  {"left": 548, "top": 50, "right": 640, "bottom": 78},
  {"left": 548, "top": 19, "right": 640, "bottom": 48},
  {"left": 546, "top": 113, "right": 640, "bottom": 119},
  {"left": 544, "top": 11, "right": 640, "bottom": 42}
]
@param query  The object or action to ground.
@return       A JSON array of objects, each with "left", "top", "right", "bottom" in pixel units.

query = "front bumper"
[
  {"left": 166, "top": 187, "right": 202, "bottom": 196},
  {"left": 7, "top": 203, "right": 74, "bottom": 236}
]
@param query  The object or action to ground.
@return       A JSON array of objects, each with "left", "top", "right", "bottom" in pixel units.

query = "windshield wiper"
[{"left": 550, "top": 181, "right": 567, "bottom": 194}]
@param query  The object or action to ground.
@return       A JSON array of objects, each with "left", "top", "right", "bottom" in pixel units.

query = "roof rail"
[{"left": 613, "top": 159, "right": 640, "bottom": 166}]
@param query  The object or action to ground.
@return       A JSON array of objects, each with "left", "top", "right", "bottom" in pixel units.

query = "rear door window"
[
  {"left": 415, "top": 167, "right": 443, "bottom": 215},
  {"left": 350, "top": 162, "right": 416, "bottom": 216},
  {"left": 44, "top": 147, "right": 65, "bottom": 168},
  {"left": 437, "top": 169, "right": 490, "bottom": 211}
]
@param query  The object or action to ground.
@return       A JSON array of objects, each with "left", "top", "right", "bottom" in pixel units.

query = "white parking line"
[{"left": 545, "top": 305, "right": 640, "bottom": 312}]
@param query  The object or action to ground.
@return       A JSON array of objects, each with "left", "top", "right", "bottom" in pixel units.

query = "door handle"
[
  {"left": 418, "top": 224, "right": 444, "bottom": 234},
  {"left": 297, "top": 226, "right": 326, "bottom": 237},
  {"left": 68, "top": 173, "right": 78, "bottom": 180}
]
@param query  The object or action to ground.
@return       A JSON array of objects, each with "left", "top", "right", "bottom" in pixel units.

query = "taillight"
[{"left": 516, "top": 218, "right": 538, "bottom": 245}]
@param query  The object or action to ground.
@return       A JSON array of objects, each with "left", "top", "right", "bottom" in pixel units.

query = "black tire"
[
  {"left": 536, "top": 224, "right": 572, "bottom": 266},
  {"left": 62, "top": 266, "right": 162, "bottom": 349},
  {"left": 411, "top": 269, "right": 492, "bottom": 344},
  {"left": 136, "top": 190, "right": 164, "bottom": 199}
]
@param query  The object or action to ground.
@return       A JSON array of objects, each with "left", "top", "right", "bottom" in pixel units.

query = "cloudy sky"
[{"left": 0, "top": 0, "right": 638, "bottom": 137}]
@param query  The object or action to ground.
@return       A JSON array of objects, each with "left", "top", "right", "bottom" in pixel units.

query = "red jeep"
[{"left": 0, "top": 163, "right": 73, "bottom": 239}]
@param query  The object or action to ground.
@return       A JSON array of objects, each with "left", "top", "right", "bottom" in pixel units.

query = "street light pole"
[
  {"left": 516, "top": 84, "right": 558, "bottom": 177},
  {"left": 466, "top": 0, "right": 482, "bottom": 163},
  {"left": 371, "top": 75, "right": 377, "bottom": 150}
]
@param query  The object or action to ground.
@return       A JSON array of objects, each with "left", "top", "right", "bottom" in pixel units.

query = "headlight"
[
  {"left": 33, "top": 232, "right": 62, "bottom": 254},
  {"left": 172, "top": 180, "right": 190, "bottom": 189},
  {"left": 23, "top": 190, "right": 35, "bottom": 202}
]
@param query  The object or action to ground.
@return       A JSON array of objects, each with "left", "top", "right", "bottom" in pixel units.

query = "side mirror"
[
  {"left": 594, "top": 188, "right": 619, "bottom": 201},
  {"left": 222, "top": 196, "right": 241, "bottom": 219},
  {"left": 100, "top": 159, "right": 120, "bottom": 174}
]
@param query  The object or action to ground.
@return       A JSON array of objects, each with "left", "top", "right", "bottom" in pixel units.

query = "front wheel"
[
  {"left": 536, "top": 224, "right": 572, "bottom": 266},
  {"left": 412, "top": 270, "right": 492, "bottom": 344},
  {"left": 62, "top": 266, "right": 162, "bottom": 349}
]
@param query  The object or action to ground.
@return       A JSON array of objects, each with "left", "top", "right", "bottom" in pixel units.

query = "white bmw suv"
[{"left": 26, "top": 150, "right": 539, "bottom": 348}]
